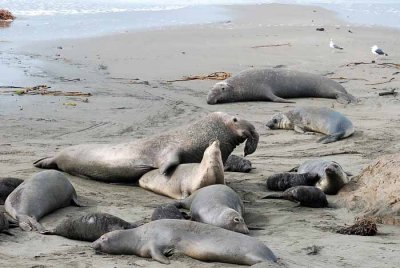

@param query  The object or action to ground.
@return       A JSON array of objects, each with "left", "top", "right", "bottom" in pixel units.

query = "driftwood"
[
  {"left": 0, "top": 9, "right": 15, "bottom": 20},
  {"left": 1, "top": 85, "right": 92, "bottom": 97},
  {"left": 167, "top": 72, "right": 231, "bottom": 82},
  {"left": 379, "top": 88, "right": 397, "bottom": 96},
  {"left": 330, "top": 77, "right": 368, "bottom": 81},
  {"left": 343, "top": 62, "right": 400, "bottom": 69},
  {"left": 337, "top": 218, "right": 378, "bottom": 236},
  {"left": 251, "top": 43, "right": 291, "bottom": 48},
  {"left": 365, "top": 77, "right": 395, "bottom": 86}
]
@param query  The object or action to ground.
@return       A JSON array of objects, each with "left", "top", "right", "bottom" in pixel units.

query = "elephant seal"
[
  {"left": 4, "top": 170, "right": 82, "bottom": 231},
  {"left": 224, "top": 154, "right": 253, "bottom": 173},
  {"left": 0, "top": 177, "right": 24, "bottom": 204},
  {"left": 293, "top": 159, "right": 349, "bottom": 195},
  {"left": 92, "top": 219, "right": 277, "bottom": 265},
  {"left": 207, "top": 68, "right": 357, "bottom": 104},
  {"left": 266, "top": 107, "right": 355, "bottom": 143},
  {"left": 266, "top": 172, "right": 320, "bottom": 191},
  {"left": 263, "top": 186, "right": 328, "bottom": 208},
  {"left": 34, "top": 112, "right": 259, "bottom": 182},
  {"left": 0, "top": 212, "right": 15, "bottom": 235},
  {"left": 174, "top": 184, "right": 249, "bottom": 234},
  {"left": 139, "top": 140, "right": 224, "bottom": 199},
  {"left": 151, "top": 204, "right": 189, "bottom": 221},
  {"left": 40, "top": 212, "right": 137, "bottom": 241}
]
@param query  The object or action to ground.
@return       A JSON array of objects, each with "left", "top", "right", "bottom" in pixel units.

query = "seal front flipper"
[
  {"left": 33, "top": 157, "right": 58, "bottom": 169},
  {"left": 40, "top": 229, "right": 57, "bottom": 235},
  {"left": 149, "top": 244, "right": 171, "bottom": 264},
  {"left": 318, "top": 132, "right": 345, "bottom": 144},
  {"left": 18, "top": 216, "right": 45, "bottom": 232},
  {"left": 270, "top": 95, "right": 295, "bottom": 103},
  {"left": 159, "top": 149, "right": 181, "bottom": 175}
]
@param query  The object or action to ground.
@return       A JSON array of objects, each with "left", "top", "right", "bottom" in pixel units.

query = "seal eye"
[
  {"left": 273, "top": 119, "right": 278, "bottom": 124},
  {"left": 221, "top": 87, "right": 225, "bottom": 91},
  {"left": 233, "top": 117, "right": 238, "bottom": 122},
  {"left": 233, "top": 217, "right": 240, "bottom": 223}
]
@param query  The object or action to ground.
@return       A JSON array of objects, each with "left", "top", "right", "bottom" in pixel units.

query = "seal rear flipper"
[
  {"left": 270, "top": 95, "right": 295, "bottom": 103},
  {"left": 33, "top": 157, "right": 58, "bottom": 169},
  {"left": 336, "top": 92, "right": 358, "bottom": 104},
  {"left": 18, "top": 216, "right": 45, "bottom": 232},
  {"left": 149, "top": 245, "right": 171, "bottom": 264},
  {"left": 317, "top": 133, "right": 345, "bottom": 144},
  {"left": 71, "top": 195, "right": 85, "bottom": 207}
]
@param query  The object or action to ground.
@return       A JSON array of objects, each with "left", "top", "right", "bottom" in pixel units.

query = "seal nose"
[
  {"left": 91, "top": 240, "right": 101, "bottom": 251},
  {"left": 241, "top": 224, "right": 250, "bottom": 234},
  {"left": 206, "top": 94, "right": 217, "bottom": 104}
]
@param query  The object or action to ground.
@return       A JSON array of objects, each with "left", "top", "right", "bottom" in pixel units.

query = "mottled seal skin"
[
  {"left": 151, "top": 204, "right": 189, "bottom": 221},
  {"left": 4, "top": 170, "right": 82, "bottom": 232},
  {"left": 92, "top": 219, "right": 277, "bottom": 265},
  {"left": 34, "top": 112, "right": 259, "bottom": 182},
  {"left": 207, "top": 68, "right": 357, "bottom": 104},
  {"left": 295, "top": 159, "right": 349, "bottom": 195},
  {"left": 174, "top": 184, "right": 249, "bottom": 234},
  {"left": 40, "top": 213, "right": 137, "bottom": 242},
  {"left": 266, "top": 172, "right": 320, "bottom": 191},
  {"left": 139, "top": 140, "right": 224, "bottom": 199},
  {"left": 0, "top": 177, "right": 24, "bottom": 204},
  {"left": 263, "top": 186, "right": 328, "bottom": 208},
  {"left": 266, "top": 107, "right": 355, "bottom": 143},
  {"left": 224, "top": 154, "right": 252, "bottom": 173}
]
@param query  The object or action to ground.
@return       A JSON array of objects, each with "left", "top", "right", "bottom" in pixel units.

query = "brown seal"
[{"left": 263, "top": 186, "right": 328, "bottom": 208}]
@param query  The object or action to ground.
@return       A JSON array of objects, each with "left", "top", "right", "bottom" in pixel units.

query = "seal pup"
[
  {"left": 139, "top": 140, "right": 224, "bottom": 199},
  {"left": 174, "top": 184, "right": 249, "bottom": 234},
  {"left": 207, "top": 68, "right": 357, "bottom": 104},
  {"left": 92, "top": 219, "right": 277, "bottom": 265},
  {"left": 0, "top": 212, "right": 17, "bottom": 235},
  {"left": 266, "top": 172, "right": 320, "bottom": 191},
  {"left": 0, "top": 177, "right": 24, "bottom": 204},
  {"left": 224, "top": 154, "right": 253, "bottom": 173},
  {"left": 5, "top": 170, "right": 83, "bottom": 231},
  {"left": 34, "top": 112, "right": 259, "bottom": 182},
  {"left": 293, "top": 159, "right": 349, "bottom": 195},
  {"left": 151, "top": 204, "right": 190, "bottom": 221},
  {"left": 266, "top": 106, "right": 355, "bottom": 143},
  {"left": 40, "top": 212, "right": 138, "bottom": 242},
  {"left": 263, "top": 186, "right": 328, "bottom": 208}
]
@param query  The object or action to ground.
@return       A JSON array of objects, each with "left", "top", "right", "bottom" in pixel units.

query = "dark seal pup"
[
  {"left": 92, "top": 219, "right": 277, "bottom": 265},
  {"left": 0, "top": 177, "right": 24, "bottom": 204},
  {"left": 263, "top": 186, "right": 328, "bottom": 208},
  {"left": 266, "top": 172, "right": 320, "bottom": 191},
  {"left": 174, "top": 184, "right": 249, "bottom": 234},
  {"left": 207, "top": 68, "right": 357, "bottom": 104},
  {"left": 34, "top": 112, "right": 259, "bottom": 182},
  {"left": 41, "top": 212, "right": 138, "bottom": 242},
  {"left": 266, "top": 106, "right": 355, "bottom": 143},
  {"left": 151, "top": 204, "right": 189, "bottom": 221},
  {"left": 4, "top": 170, "right": 82, "bottom": 231},
  {"left": 224, "top": 155, "right": 252, "bottom": 173}
]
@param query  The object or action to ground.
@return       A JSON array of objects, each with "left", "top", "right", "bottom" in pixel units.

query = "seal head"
[
  {"left": 207, "top": 81, "right": 234, "bottom": 104},
  {"left": 266, "top": 113, "right": 292, "bottom": 129}
]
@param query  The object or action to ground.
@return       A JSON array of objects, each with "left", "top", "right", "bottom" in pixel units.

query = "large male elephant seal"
[
  {"left": 0, "top": 177, "right": 24, "bottom": 204},
  {"left": 4, "top": 170, "right": 82, "bottom": 231},
  {"left": 34, "top": 112, "right": 259, "bottom": 182},
  {"left": 266, "top": 106, "right": 354, "bottom": 143},
  {"left": 41, "top": 212, "right": 138, "bottom": 241},
  {"left": 266, "top": 172, "right": 320, "bottom": 191},
  {"left": 292, "top": 159, "right": 350, "bottom": 195},
  {"left": 92, "top": 219, "right": 277, "bottom": 265},
  {"left": 139, "top": 140, "right": 224, "bottom": 199},
  {"left": 207, "top": 68, "right": 357, "bottom": 104},
  {"left": 174, "top": 184, "right": 249, "bottom": 234},
  {"left": 263, "top": 186, "right": 328, "bottom": 208}
]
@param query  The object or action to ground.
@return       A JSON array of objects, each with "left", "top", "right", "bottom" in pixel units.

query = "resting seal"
[
  {"left": 0, "top": 212, "right": 16, "bottom": 235},
  {"left": 293, "top": 159, "right": 349, "bottom": 195},
  {"left": 92, "top": 219, "right": 277, "bottom": 265},
  {"left": 266, "top": 107, "right": 355, "bottom": 143},
  {"left": 4, "top": 170, "right": 82, "bottom": 231},
  {"left": 174, "top": 184, "right": 249, "bottom": 234},
  {"left": 139, "top": 140, "right": 224, "bottom": 199},
  {"left": 224, "top": 154, "right": 253, "bottom": 173},
  {"left": 266, "top": 172, "right": 320, "bottom": 191},
  {"left": 41, "top": 212, "right": 138, "bottom": 241},
  {"left": 151, "top": 204, "right": 189, "bottom": 221},
  {"left": 0, "top": 177, "right": 24, "bottom": 204},
  {"left": 207, "top": 68, "right": 357, "bottom": 104},
  {"left": 34, "top": 112, "right": 258, "bottom": 182},
  {"left": 263, "top": 186, "right": 328, "bottom": 208}
]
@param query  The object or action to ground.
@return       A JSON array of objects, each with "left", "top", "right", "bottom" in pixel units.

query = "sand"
[{"left": 1, "top": 3, "right": 400, "bottom": 267}]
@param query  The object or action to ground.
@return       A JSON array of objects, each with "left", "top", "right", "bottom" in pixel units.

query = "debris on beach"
[
  {"left": 337, "top": 217, "right": 378, "bottom": 236},
  {"left": 0, "top": 85, "right": 92, "bottom": 97},
  {"left": 167, "top": 71, "right": 231, "bottom": 82},
  {"left": 251, "top": 43, "right": 291, "bottom": 49},
  {"left": 316, "top": 28, "right": 325, "bottom": 31},
  {"left": 378, "top": 88, "right": 397, "bottom": 96},
  {"left": 63, "top": 102, "right": 77, "bottom": 107},
  {"left": 0, "top": 9, "right": 15, "bottom": 21}
]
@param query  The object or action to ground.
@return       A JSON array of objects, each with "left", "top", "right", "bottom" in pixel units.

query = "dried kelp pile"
[{"left": 337, "top": 218, "right": 378, "bottom": 236}]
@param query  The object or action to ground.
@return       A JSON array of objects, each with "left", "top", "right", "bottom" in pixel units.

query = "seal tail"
[
  {"left": 33, "top": 157, "right": 58, "bottom": 169},
  {"left": 318, "top": 132, "right": 345, "bottom": 144}
]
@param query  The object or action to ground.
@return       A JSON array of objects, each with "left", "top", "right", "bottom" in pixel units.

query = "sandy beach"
[{"left": 1, "top": 3, "right": 400, "bottom": 267}]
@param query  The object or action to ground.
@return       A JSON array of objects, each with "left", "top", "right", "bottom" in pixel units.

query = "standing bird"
[
  {"left": 371, "top": 45, "right": 388, "bottom": 56},
  {"left": 329, "top": 38, "right": 343, "bottom": 50}
]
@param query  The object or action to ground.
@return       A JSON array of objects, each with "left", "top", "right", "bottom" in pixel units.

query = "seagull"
[
  {"left": 329, "top": 38, "right": 343, "bottom": 50},
  {"left": 371, "top": 45, "right": 388, "bottom": 56}
]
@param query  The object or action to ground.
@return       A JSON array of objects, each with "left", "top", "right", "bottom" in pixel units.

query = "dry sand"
[{"left": 1, "top": 3, "right": 400, "bottom": 268}]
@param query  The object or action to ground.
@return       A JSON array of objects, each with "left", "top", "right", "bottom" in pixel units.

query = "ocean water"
[{"left": 0, "top": 0, "right": 399, "bottom": 40}]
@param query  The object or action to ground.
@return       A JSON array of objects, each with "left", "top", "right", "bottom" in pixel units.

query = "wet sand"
[{"left": 1, "top": 3, "right": 400, "bottom": 267}]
